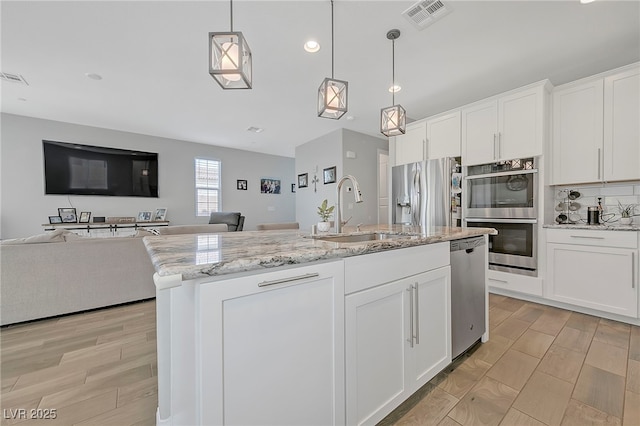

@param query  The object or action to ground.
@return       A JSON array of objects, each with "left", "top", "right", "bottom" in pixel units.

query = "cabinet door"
[
  {"left": 345, "top": 279, "right": 409, "bottom": 426},
  {"left": 395, "top": 121, "right": 426, "bottom": 166},
  {"left": 198, "top": 262, "right": 345, "bottom": 426},
  {"left": 604, "top": 67, "right": 640, "bottom": 182},
  {"left": 547, "top": 243, "right": 637, "bottom": 318},
  {"left": 498, "top": 87, "right": 543, "bottom": 161},
  {"left": 426, "top": 111, "right": 461, "bottom": 159},
  {"left": 407, "top": 266, "right": 451, "bottom": 393},
  {"left": 462, "top": 100, "right": 498, "bottom": 166},
  {"left": 551, "top": 80, "right": 604, "bottom": 185}
]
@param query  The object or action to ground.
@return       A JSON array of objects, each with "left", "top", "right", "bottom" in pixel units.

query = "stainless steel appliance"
[
  {"left": 465, "top": 218, "right": 537, "bottom": 276},
  {"left": 464, "top": 158, "right": 539, "bottom": 276},
  {"left": 450, "top": 236, "right": 486, "bottom": 359},
  {"left": 391, "top": 158, "right": 459, "bottom": 228},
  {"left": 465, "top": 158, "right": 537, "bottom": 219}
]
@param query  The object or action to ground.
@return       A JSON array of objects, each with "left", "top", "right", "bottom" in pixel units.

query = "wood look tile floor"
[
  {"left": 383, "top": 294, "right": 640, "bottom": 426},
  {"left": 1, "top": 295, "right": 638, "bottom": 425}
]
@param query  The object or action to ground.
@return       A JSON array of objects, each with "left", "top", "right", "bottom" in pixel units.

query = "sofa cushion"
[{"left": 1, "top": 229, "right": 77, "bottom": 245}]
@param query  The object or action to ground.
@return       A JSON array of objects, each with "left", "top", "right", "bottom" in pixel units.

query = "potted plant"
[
  {"left": 618, "top": 201, "right": 636, "bottom": 225},
  {"left": 316, "top": 199, "right": 334, "bottom": 232}
]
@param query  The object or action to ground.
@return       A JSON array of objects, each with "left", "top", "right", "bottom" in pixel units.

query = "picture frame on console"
[
  {"left": 58, "top": 208, "right": 77, "bottom": 223},
  {"left": 79, "top": 212, "right": 91, "bottom": 223},
  {"left": 48, "top": 215, "right": 62, "bottom": 224},
  {"left": 137, "top": 211, "right": 152, "bottom": 222},
  {"left": 153, "top": 208, "right": 167, "bottom": 221}
]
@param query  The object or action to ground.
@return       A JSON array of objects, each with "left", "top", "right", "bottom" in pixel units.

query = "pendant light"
[
  {"left": 318, "top": 0, "right": 348, "bottom": 119},
  {"left": 380, "top": 29, "right": 406, "bottom": 136},
  {"left": 209, "top": 0, "right": 252, "bottom": 89}
]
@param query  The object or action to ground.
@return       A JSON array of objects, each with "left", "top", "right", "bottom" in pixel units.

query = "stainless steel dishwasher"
[{"left": 450, "top": 236, "right": 486, "bottom": 359}]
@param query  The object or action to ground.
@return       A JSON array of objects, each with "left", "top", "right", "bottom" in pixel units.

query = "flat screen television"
[{"left": 43, "top": 140, "right": 158, "bottom": 197}]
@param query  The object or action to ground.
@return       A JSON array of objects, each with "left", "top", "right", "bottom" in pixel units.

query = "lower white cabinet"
[
  {"left": 546, "top": 229, "right": 639, "bottom": 318},
  {"left": 345, "top": 266, "right": 451, "bottom": 426},
  {"left": 197, "top": 261, "right": 345, "bottom": 426}
]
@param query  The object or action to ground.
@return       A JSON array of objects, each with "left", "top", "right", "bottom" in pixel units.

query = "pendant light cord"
[
  {"left": 230, "top": 0, "right": 234, "bottom": 31},
  {"left": 391, "top": 38, "right": 395, "bottom": 105},
  {"left": 331, "top": 0, "right": 335, "bottom": 78}
]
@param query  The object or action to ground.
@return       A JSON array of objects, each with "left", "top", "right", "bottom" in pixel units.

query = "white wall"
[
  {"left": 294, "top": 128, "right": 388, "bottom": 231},
  {"left": 1, "top": 113, "right": 295, "bottom": 239}
]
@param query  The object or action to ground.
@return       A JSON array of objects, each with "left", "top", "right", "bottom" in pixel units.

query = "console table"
[{"left": 42, "top": 221, "right": 170, "bottom": 237}]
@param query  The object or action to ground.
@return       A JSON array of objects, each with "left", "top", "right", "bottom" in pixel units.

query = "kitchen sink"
[{"left": 312, "top": 232, "right": 412, "bottom": 243}]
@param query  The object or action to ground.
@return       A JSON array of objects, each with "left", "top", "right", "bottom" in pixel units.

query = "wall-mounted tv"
[{"left": 43, "top": 140, "right": 158, "bottom": 197}]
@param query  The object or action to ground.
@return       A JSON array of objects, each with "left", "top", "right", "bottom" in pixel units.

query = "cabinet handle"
[
  {"left": 597, "top": 148, "right": 602, "bottom": 180},
  {"left": 493, "top": 134, "right": 497, "bottom": 160},
  {"left": 569, "top": 235, "right": 605, "bottom": 240},
  {"left": 258, "top": 272, "right": 319, "bottom": 287},
  {"left": 425, "top": 139, "right": 429, "bottom": 160},
  {"left": 491, "top": 278, "right": 509, "bottom": 284},
  {"left": 498, "top": 132, "right": 502, "bottom": 159},
  {"left": 632, "top": 252, "right": 635, "bottom": 289},
  {"left": 414, "top": 282, "right": 420, "bottom": 345},
  {"left": 407, "top": 285, "right": 414, "bottom": 348}
]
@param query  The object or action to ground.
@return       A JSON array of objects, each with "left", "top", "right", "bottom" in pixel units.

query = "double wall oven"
[{"left": 464, "top": 158, "right": 538, "bottom": 276}]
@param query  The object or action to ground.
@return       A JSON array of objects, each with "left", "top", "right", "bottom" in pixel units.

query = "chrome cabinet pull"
[
  {"left": 407, "top": 285, "right": 414, "bottom": 348},
  {"left": 569, "top": 235, "right": 605, "bottom": 240},
  {"left": 425, "top": 138, "right": 429, "bottom": 160},
  {"left": 597, "top": 148, "right": 602, "bottom": 180},
  {"left": 258, "top": 273, "right": 319, "bottom": 287},
  {"left": 493, "top": 134, "right": 497, "bottom": 160},
  {"left": 414, "top": 282, "right": 420, "bottom": 345},
  {"left": 498, "top": 132, "right": 502, "bottom": 159},
  {"left": 632, "top": 252, "right": 636, "bottom": 289}
]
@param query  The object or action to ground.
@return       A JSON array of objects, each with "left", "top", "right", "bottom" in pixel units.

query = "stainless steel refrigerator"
[{"left": 391, "top": 158, "right": 460, "bottom": 228}]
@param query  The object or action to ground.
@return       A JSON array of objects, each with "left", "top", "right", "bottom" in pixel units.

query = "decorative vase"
[
  {"left": 317, "top": 221, "right": 331, "bottom": 232},
  {"left": 620, "top": 217, "right": 633, "bottom": 225}
]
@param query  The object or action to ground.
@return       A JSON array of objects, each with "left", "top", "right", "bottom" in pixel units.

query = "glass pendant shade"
[
  {"left": 380, "top": 104, "right": 406, "bottom": 137},
  {"left": 209, "top": 32, "right": 252, "bottom": 89},
  {"left": 318, "top": 78, "right": 348, "bottom": 119}
]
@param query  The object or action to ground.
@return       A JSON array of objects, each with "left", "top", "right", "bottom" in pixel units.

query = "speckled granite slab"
[
  {"left": 544, "top": 223, "right": 640, "bottom": 231},
  {"left": 143, "top": 224, "right": 496, "bottom": 280}
]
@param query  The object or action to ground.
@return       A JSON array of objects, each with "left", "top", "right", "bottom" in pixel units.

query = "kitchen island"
[{"left": 144, "top": 225, "right": 496, "bottom": 426}]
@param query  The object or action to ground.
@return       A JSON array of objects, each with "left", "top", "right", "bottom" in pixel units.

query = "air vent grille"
[
  {"left": 402, "top": 0, "right": 451, "bottom": 30},
  {"left": 0, "top": 72, "right": 29, "bottom": 85}
]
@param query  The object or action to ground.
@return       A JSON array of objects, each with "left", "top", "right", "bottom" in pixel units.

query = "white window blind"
[{"left": 195, "top": 158, "right": 221, "bottom": 216}]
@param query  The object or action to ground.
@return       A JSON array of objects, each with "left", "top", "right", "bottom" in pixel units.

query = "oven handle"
[
  {"left": 465, "top": 218, "right": 538, "bottom": 224},
  {"left": 465, "top": 168, "right": 538, "bottom": 180}
]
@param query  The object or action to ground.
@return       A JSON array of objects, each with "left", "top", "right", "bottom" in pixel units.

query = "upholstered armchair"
[{"left": 208, "top": 212, "right": 245, "bottom": 231}]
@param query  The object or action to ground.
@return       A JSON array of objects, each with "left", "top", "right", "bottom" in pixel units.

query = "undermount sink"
[{"left": 312, "top": 232, "right": 411, "bottom": 243}]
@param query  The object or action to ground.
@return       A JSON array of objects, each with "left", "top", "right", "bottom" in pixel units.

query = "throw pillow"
[{"left": 2, "top": 229, "right": 69, "bottom": 245}]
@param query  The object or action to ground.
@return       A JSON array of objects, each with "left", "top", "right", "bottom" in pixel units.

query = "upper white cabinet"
[
  {"left": 551, "top": 63, "right": 640, "bottom": 185},
  {"left": 462, "top": 82, "right": 550, "bottom": 166},
  {"left": 426, "top": 110, "right": 461, "bottom": 159},
  {"left": 394, "top": 120, "right": 426, "bottom": 166}
]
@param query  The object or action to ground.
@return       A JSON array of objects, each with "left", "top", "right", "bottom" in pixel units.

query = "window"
[{"left": 195, "top": 158, "right": 221, "bottom": 216}]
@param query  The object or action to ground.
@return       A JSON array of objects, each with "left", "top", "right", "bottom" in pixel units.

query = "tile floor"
[
  {"left": 1, "top": 295, "right": 638, "bottom": 425},
  {"left": 382, "top": 294, "right": 640, "bottom": 426}
]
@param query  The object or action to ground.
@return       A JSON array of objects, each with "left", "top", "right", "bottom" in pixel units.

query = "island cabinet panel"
[
  {"left": 344, "top": 243, "right": 451, "bottom": 426},
  {"left": 197, "top": 261, "right": 345, "bottom": 426}
]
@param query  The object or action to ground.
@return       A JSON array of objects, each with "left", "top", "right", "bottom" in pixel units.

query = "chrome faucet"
[{"left": 335, "top": 175, "right": 363, "bottom": 234}]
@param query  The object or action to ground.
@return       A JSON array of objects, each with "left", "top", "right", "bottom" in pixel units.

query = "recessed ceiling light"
[
  {"left": 85, "top": 73, "right": 103, "bottom": 80},
  {"left": 346, "top": 116, "right": 355, "bottom": 121},
  {"left": 580, "top": 0, "right": 595, "bottom": 3},
  {"left": 389, "top": 84, "right": 402, "bottom": 93},
  {"left": 17, "top": 97, "right": 27, "bottom": 101},
  {"left": 304, "top": 40, "right": 320, "bottom": 53},
  {"left": 247, "top": 126, "right": 264, "bottom": 133}
]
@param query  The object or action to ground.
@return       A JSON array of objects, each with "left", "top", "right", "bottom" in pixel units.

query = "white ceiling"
[{"left": 2, "top": 1, "right": 639, "bottom": 158}]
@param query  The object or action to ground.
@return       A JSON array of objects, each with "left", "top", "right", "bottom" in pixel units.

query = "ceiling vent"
[
  {"left": 0, "top": 72, "right": 29, "bottom": 85},
  {"left": 402, "top": 0, "right": 451, "bottom": 30}
]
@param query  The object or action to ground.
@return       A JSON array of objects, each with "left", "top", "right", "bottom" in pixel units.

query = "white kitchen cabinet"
[
  {"left": 546, "top": 229, "right": 638, "bottom": 318},
  {"left": 462, "top": 82, "right": 549, "bottom": 166},
  {"left": 603, "top": 66, "right": 640, "bottom": 182},
  {"left": 426, "top": 110, "right": 461, "bottom": 159},
  {"left": 394, "top": 120, "right": 426, "bottom": 165},
  {"left": 551, "top": 63, "right": 640, "bottom": 185},
  {"left": 344, "top": 244, "right": 451, "bottom": 426},
  {"left": 197, "top": 261, "right": 345, "bottom": 426}
]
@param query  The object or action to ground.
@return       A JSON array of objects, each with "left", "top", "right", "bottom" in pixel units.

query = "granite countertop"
[
  {"left": 544, "top": 223, "right": 640, "bottom": 231},
  {"left": 143, "top": 224, "right": 497, "bottom": 280}
]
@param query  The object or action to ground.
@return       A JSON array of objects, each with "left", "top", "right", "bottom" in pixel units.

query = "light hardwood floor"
[{"left": 1, "top": 295, "right": 638, "bottom": 425}]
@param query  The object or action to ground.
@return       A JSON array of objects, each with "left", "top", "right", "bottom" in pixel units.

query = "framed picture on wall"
[
  {"left": 58, "top": 207, "right": 77, "bottom": 223},
  {"left": 237, "top": 179, "right": 248, "bottom": 190},
  {"left": 323, "top": 166, "right": 337, "bottom": 184},
  {"left": 291, "top": 183, "right": 296, "bottom": 193},
  {"left": 79, "top": 211, "right": 91, "bottom": 223},
  {"left": 260, "top": 178, "right": 281, "bottom": 194},
  {"left": 297, "top": 173, "right": 308, "bottom": 188}
]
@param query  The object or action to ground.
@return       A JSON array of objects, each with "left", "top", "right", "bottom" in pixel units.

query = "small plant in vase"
[
  {"left": 317, "top": 199, "right": 335, "bottom": 232},
  {"left": 618, "top": 202, "right": 636, "bottom": 225}
]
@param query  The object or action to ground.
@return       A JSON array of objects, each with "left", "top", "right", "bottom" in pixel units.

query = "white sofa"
[{"left": 0, "top": 224, "right": 227, "bottom": 325}]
